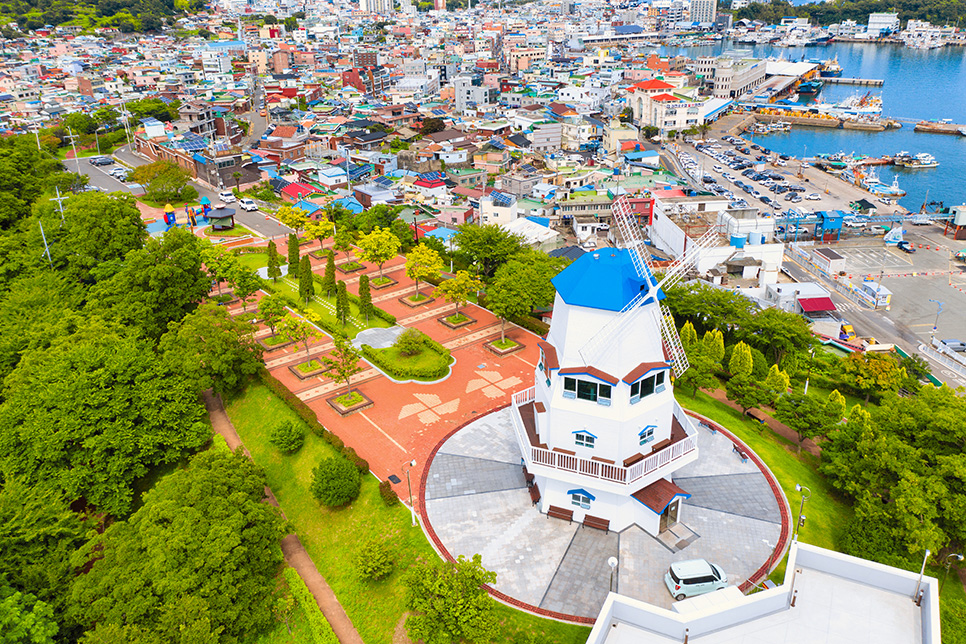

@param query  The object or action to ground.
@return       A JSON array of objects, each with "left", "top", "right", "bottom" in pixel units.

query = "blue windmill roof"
[{"left": 551, "top": 248, "right": 651, "bottom": 313}]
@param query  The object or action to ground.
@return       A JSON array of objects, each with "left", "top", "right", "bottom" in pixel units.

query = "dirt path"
[
  {"left": 203, "top": 391, "right": 365, "bottom": 644},
  {"left": 702, "top": 387, "right": 822, "bottom": 457}
]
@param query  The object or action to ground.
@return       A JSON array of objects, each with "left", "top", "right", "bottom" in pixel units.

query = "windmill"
[{"left": 577, "top": 196, "right": 719, "bottom": 377}]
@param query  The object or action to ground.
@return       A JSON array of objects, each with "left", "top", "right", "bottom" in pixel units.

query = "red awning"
[{"left": 799, "top": 297, "right": 836, "bottom": 313}]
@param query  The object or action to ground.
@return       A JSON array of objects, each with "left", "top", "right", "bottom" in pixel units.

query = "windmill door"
[{"left": 660, "top": 500, "right": 680, "bottom": 533}]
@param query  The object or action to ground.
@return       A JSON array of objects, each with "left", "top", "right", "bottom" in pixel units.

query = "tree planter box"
[
  {"left": 399, "top": 294, "right": 435, "bottom": 308},
  {"left": 211, "top": 292, "right": 240, "bottom": 306},
  {"left": 438, "top": 313, "right": 476, "bottom": 329},
  {"left": 370, "top": 276, "right": 398, "bottom": 290},
  {"left": 289, "top": 359, "right": 327, "bottom": 380},
  {"left": 336, "top": 261, "right": 366, "bottom": 274},
  {"left": 307, "top": 251, "right": 328, "bottom": 261},
  {"left": 326, "top": 388, "right": 373, "bottom": 417},
  {"left": 259, "top": 336, "right": 295, "bottom": 351},
  {"left": 485, "top": 339, "right": 526, "bottom": 356}
]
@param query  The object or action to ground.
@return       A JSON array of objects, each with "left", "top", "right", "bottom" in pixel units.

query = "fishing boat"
[
  {"left": 819, "top": 57, "right": 843, "bottom": 77},
  {"left": 862, "top": 169, "right": 907, "bottom": 198},
  {"left": 894, "top": 151, "right": 939, "bottom": 168},
  {"left": 818, "top": 92, "right": 883, "bottom": 118},
  {"left": 798, "top": 79, "right": 824, "bottom": 95}
]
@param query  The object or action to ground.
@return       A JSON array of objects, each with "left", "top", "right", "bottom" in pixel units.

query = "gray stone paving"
[
  {"left": 540, "top": 527, "right": 619, "bottom": 616},
  {"left": 352, "top": 325, "right": 405, "bottom": 349},
  {"left": 676, "top": 472, "right": 781, "bottom": 525},
  {"left": 423, "top": 408, "right": 786, "bottom": 619},
  {"left": 425, "top": 453, "right": 526, "bottom": 500}
]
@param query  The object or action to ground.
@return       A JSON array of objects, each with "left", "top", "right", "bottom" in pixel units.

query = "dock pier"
[
  {"left": 822, "top": 77, "right": 885, "bottom": 86},
  {"left": 913, "top": 121, "right": 966, "bottom": 135}
]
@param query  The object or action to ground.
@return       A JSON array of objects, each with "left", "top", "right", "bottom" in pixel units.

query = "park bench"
[
  {"left": 529, "top": 483, "right": 541, "bottom": 506},
  {"left": 732, "top": 443, "right": 748, "bottom": 463},
  {"left": 583, "top": 514, "right": 610, "bottom": 533},
  {"left": 547, "top": 505, "right": 574, "bottom": 523}
]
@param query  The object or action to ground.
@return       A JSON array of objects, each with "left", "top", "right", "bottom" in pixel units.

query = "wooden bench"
[
  {"left": 583, "top": 514, "right": 610, "bottom": 533},
  {"left": 732, "top": 443, "right": 748, "bottom": 463},
  {"left": 529, "top": 483, "right": 541, "bottom": 506},
  {"left": 547, "top": 505, "right": 574, "bottom": 523}
]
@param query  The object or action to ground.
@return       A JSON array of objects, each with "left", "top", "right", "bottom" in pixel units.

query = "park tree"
[
  {"left": 358, "top": 274, "right": 372, "bottom": 323},
  {"left": 87, "top": 228, "right": 210, "bottom": 340},
  {"left": 278, "top": 312, "right": 321, "bottom": 359},
  {"left": 702, "top": 329, "right": 725, "bottom": 364},
  {"left": 276, "top": 205, "right": 308, "bottom": 235},
  {"left": 93, "top": 105, "right": 120, "bottom": 127},
  {"left": 454, "top": 223, "right": 524, "bottom": 277},
  {"left": 266, "top": 240, "right": 282, "bottom": 282},
  {"left": 774, "top": 392, "right": 823, "bottom": 446},
  {"left": 321, "top": 335, "right": 363, "bottom": 396},
  {"left": 333, "top": 229, "right": 354, "bottom": 263},
  {"left": 160, "top": 303, "right": 263, "bottom": 397},
  {"left": 357, "top": 226, "right": 401, "bottom": 280},
  {"left": 59, "top": 192, "right": 146, "bottom": 283},
  {"left": 840, "top": 352, "right": 906, "bottom": 402},
  {"left": 129, "top": 160, "right": 195, "bottom": 203},
  {"left": 487, "top": 265, "right": 540, "bottom": 343},
  {"left": 664, "top": 282, "right": 756, "bottom": 340},
  {"left": 404, "top": 554, "right": 498, "bottom": 644},
  {"left": 63, "top": 111, "right": 97, "bottom": 135},
  {"left": 335, "top": 281, "right": 349, "bottom": 326},
  {"left": 728, "top": 341, "right": 754, "bottom": 378},
  {"left": 434, "top": 270, "right": 482, "bottom": 319},
  {"left": 310, "top": 457, "right": 361, "bottom": 507},
  {"left": 680, "top": 320, "right": 698, "bottom": 349},
  {"left": 763, "top": 364, "right": 791, "bottom": 406},
  {"left": 200, "top": 241, "right": 239, "bottom": 296},
  {"left": 0, "top": 583, "right": 58, "bottom": 644},
  {"left": 494, "top": 249, "right": 565, "bottom": 305},
  {"left": 258, "top": 293, "right": 287, "bottom": 337},
  {"left": 321, "top": 250, "right": 336, "bottom": 297},
  {"left": 419, "top": 117, "right": 445, "bottom": 135},
  {"left": 303, "top": 217, "right": 334, "bottom": 249},
  {"left": 405, "top": 243, "right": 443, "bottom": 299},
  {"left": 69, "top": 450, "right": 285, "bottom": 643},
  {"left": 0, "top": 321, "right": 209, "bottom": 516},
  {"left": 230, "top": 265, "right": 262, "bottom": 312},
  {"left": 741, "top": 307, "right": 814, "bottom": 365},
  {"left": 298, "top": 255, "right": 315, "bottom": 304},
  {"left": 394, "top": 328, "right": 425, "bottom": 357},
  {"left": 676, "top": 346, "right": 720, "bottom": 399},
  {"left": 287, "top": 233, "right": 300, "bottom": 268},
  {"left": 824, "top": 389, "right": 847, "bottom": 429}
]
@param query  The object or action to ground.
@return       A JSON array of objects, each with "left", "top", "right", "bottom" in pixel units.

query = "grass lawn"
[
  {"left": 334, "top": 391, "right": 364, "bottom": 407},
  {"left": 226, "top": 383, "right": 591, "bottom": 644},
  {"left": 296, "top": 359, "right": 323, "bottom": 374},
  {"left": 237, "top": 252, "right": 271, "bottom": 271},
  {"left": 206, "top": 225, "right": 255, "bottom": 238},
  {"left": 372, "top": 276, "right": 394, "bottom": 286},
  {"left": 368, "top": 345, "right": 452, "bottom": 382},
  {"left": 445, "top": 312, "right": 470, "bottom": 324},
  {"left": 492, "top": 338, "right": 518, "bottom": 350},
  {"left": 340, "top": 261, "right": 365, "bottom": 272},
  {"left": 408, "top": 292, "right": 429, "bottom": 302},
  {"left": 263, "top": 334, "right": 289, "bottom": 347}
]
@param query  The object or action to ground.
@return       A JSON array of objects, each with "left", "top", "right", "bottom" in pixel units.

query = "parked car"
[
  {"left": 665, "top": 559, "right": 728, "bottom": 601},
  {"left": 806, "top": 193, "right": 821, "bottom": 201},
  {"left": 239, "top": 197, "right": 258, "bottom": 212},
  {"left": 217, "top": 190, "right": 236, "bottom": 203},
  {"left": 941, "top": 339, "right": 966, "bottom": 352},
  {"left": 89, "top": 156, "right": 113, "bottom": 166},
  {"left": 897, "top": 241, "right": 916, "bottom": 254}
]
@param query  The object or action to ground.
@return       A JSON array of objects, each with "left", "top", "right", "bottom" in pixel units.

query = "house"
[{"left": 479, "top": 190, "right": 518, "bottom": 226}]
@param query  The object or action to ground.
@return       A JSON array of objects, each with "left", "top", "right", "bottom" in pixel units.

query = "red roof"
[
  {"left": 414, "top": 178, "right": 445, "bottom": 188},
  {"left": 281, "top": 182, "right": 317, "bottom": 198},
  {"left": 558, "top": 366, "right": 618, "bottom": 385},
  {"left": 632, "top": 79, "right": 675, "bottom": 91},
  {"left": 651, "top": 93, "right": 681, "bottom": 102},
  {"left": 622, "top": 361, "right": 669, "bottom": 384},
  {"left": 798, "top": 297, "right": 836, "bottom": 313},
  {"left": 631, "top": 478, "right": 690, "bottom": 513}
]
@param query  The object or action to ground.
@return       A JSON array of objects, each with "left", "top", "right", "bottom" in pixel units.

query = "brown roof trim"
[
  {"left": 558, "top": 366, "right": 618, "bottom": 385},
  {"left": 537, "top": 341, "right": 559, "bottom": 370},
  {"left": 631, "top": 478, "right": 690, "bottom": 514},
  {"left": 622, "top": 361, "right": 670, "bottom": 384}
]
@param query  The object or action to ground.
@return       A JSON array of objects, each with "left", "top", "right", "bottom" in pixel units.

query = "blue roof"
[
  {"left": 551, "top": 249, "right": 651, "bottom": 313},
  {"left": 425, "top": 227, "right": 457, "bottom": 241},
  {"left": 295, "top": 200, "right": 321, "bottom": 215},
  {"left": 526, "top": 216, "right": 550, "bottom": 227}
]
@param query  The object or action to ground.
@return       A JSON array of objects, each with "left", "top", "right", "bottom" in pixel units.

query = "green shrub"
[
  {"left": 342, "top": 446, "right": 370, "bottom": 474},
  {"left": 355, "top": 538, "right": 394, "bottom": 581},
  {"left": 360, "top": 333, "right": 453, "bottom": 381},
  {"left": 379, "top": 480, "right": 399, "bottom": 507},
  {"left": 324, "top": 432, "right": 345, "bottom": 451},
  {"left": 310, "top": 457, "right": 361, "bottom": 507},
  {"left": 257, "top": 369, "right": 327, "bottom": 437},
  {"left": 282, "top": 568, "right": 338, "bottom": 644},
  {"left": 270, "top": 420, "right": 306, "bottom": 454},
  {"left": 394, "top": 328, "right": 425, "bottom": 356}
]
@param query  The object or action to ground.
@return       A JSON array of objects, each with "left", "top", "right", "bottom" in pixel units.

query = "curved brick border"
[{"left": 417, "top": 404, "right": 792, "bottom": 624}]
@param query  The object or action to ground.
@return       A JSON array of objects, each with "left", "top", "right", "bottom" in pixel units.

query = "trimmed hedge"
[
  {"left": 379, "top": 480, "right": 399, "bottom": 507},
  {"left": 282, "top": 567, "right": 339, "bottom": 644},
  {"left": 361, "top": 332, "right": 452, "bottom": 381},
  {"left": 257, "top": 369, "right": 368, "bottom": 472},
  {"left": 232, "top": 246, "right": 268, "bottom": 256}
]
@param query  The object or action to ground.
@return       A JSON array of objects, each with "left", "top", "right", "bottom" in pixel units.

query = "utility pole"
[{"left": 51, "top": 186, "right": 68, "bottom": 224}]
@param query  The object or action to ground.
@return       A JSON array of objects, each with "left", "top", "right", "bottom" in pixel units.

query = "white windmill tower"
[{"left": 509, "top": 196, "right": 719, "bottom": 535}]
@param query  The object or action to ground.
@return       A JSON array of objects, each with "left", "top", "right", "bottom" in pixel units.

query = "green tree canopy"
[
  {"left": 404, "top": 554, "right": 497, "bottom": 644},
  {"left": 57, "top": 192, "right": 146, "bottom": 283},
  {"left": 454, "top": 224, "right": 524, "bottom": 278},
  {"left": 405, "top": 243, "right": 443, "bottom": 296},
  {"left": 129, "top": 161, "right": 195, "bottom": 203},
  {"left": 357, "top": 226, "right": 401, "bottom": 279},
  {"left": 434, "top": 270, "right": 482, "bottom": 316}
]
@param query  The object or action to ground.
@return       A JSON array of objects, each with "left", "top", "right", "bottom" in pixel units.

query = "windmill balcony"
[{"left": 509, "top": 387, "right": 699, "bottom": 495}]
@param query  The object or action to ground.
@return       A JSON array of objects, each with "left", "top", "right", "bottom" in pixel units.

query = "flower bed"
[
  {"left": 290, "top": 358, "right": 327, "bottom": 380},
  {"left": 438, "top": 312, "right": 476, "bottom": 330},
  {"left": 326, "top": 388, "right": 373, "bottom": 416}
]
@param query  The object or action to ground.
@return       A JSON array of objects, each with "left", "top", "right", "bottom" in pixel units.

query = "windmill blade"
[
  {"left": 654, "top": 228, "right": 720, "bottom": 293},
  {"left": 611, "top": 195, "right": 654, "bottom": 283},
  {"left": 655, "top": 303, "right": 689, "bottom": 377},
  {"left": 578, "top": 291, "right": 648, "bottom": 366}
]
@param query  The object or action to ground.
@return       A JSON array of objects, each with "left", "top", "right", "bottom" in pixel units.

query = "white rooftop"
[{"left": 588, "top": 542, "right": 939, "bottom": 644}]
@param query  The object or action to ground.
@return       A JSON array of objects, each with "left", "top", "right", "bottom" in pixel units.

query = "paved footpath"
[{"left": 203, "top": 391, "right": 364, "bottom": 644}]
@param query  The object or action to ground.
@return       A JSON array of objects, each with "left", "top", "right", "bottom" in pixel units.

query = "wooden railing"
[{"left": 510, "top": 387, "right": 697, "bottom": 486}]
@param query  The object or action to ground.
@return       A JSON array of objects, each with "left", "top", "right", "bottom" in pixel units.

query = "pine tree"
[
  {"left": 298, "top": 255, "right": 314, "bottom": 304},
  {"left": 322, "top": 250, "right": 336, "bottom": 297},
  {"left": 287, "top": 233, "right": 299, "bottom": 268},
  {"left": 680, "top": 320, "right": 698, "bottom": 349},
  {"left": 336, "top": 281, "right": 349, "bottom": 326},
  {"left": 267, "top": 240, "right": 282, "bottom": 282},
  {"left": 358, "top": 274, "right": 372, "bottom": 324}
]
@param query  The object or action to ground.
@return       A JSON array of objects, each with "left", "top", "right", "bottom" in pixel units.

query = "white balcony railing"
[{"left": 510, "top": 387, "right": 697, "bottom": 487}]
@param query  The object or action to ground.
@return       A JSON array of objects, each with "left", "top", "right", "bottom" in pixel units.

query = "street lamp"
[
  {"left": 929, "top": 299, "right": 943, "bottom": 340},
  {"left": 803, "top": 347, "right": 815, "bottom": 395},
  {"left": 793, "top": 484, "right": 810, "bottom": 540},
  {"left": 607, "top": 556, "right": 619, "bottom": 593},
  {"left": 404, "top": 459, "right": 418, "bottom": 527},
  {"left": 915, "top": 549, "right": 931, "bottom": 602},
  {"left": 941, "top": 553, "right": 963, "bottom": 595}
]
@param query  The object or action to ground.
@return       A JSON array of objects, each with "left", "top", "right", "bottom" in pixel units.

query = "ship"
[
  {"left": 862, "top": 169, "right": 907, "bottom": 198},
  {"left": 894, "top": 151, "right": 939, "bottom": 168},
  {"left": 820, "top": 57, "right": 843, "bottom": 77},
  {"left": 798, "top": 79, "right": 824, "bottom": 95},
  {"left": 817, "top": 92, "right": 882, "bottom": 118}
]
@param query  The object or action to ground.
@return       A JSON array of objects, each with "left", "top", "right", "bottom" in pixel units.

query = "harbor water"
[{"left": 660, "top": 41, "right": 966, "bottom": 210}]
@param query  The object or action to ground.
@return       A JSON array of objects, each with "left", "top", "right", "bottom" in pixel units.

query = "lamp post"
[
  {"left": 929, "top": 299, "right": 943, "bottom": 340},
  {"left": 915, "top": 549, "right": 931, "bottom": 602},
  {"left": 607, "top": 556, "right": 619, "bottom": 593},
  {"left": 404, "top": 459, "right": 417, "bottom": 527},
  {"left": 793, "top": 484, "right": 810, "bottom": 540},
  {"left": 941, "top": 553, "right": 963, "bottom": 595}
]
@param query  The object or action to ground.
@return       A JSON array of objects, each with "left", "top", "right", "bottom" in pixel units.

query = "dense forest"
[
  {"left": 732, "top": 0, "right": 966, "bottom": 28},
  {"left": 0, "top": 0, "right": 204, "bottom": 33}
]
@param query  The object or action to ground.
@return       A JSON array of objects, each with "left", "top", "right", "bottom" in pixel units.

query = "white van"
[{"left": 665, "top": 559, "right": 728, "bottom": 601}]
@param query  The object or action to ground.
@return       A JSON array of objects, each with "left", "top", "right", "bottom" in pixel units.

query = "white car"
[
  {"left": 239, "top": 198, "right": 258, "bottom": 212},
  {"left": 712, "top": 165, "right": 723, "bottom": 172},
  {"left": 806, "top": 193, "right": 821, "bottom": 201},
  {"left": 217, "top": 190, "right": 236, "bottom": 203}
]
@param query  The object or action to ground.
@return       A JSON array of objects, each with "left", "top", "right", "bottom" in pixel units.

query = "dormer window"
[
  {"left": 630, "top": 371, "right": 666, "bottom": 404},
  {"left": 639, "top": 425, "right": 656, "bottom": 445},
  {"left": 563, "top": 377, "right": 611, "bottom": 406}
]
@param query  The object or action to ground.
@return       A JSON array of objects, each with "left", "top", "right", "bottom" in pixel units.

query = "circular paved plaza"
[{"left": 420, "top": 407, "right": 790, "bottom": 620}]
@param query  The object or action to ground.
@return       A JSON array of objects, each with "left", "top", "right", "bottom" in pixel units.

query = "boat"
[
  {"left": 862, "top": 169, "right": 907, "bottom": 198},
  {"left": 894, "top": 151, "right": 939, "bottom": 168},
  {"left": 798, "top": 80, "right": 824, "bottom": 95},
  {"left": 820, "top": 57, "right": 843, "bottom": 77},
  {"left": 818, "top": 92, "right": 882, "bottom": 118}
]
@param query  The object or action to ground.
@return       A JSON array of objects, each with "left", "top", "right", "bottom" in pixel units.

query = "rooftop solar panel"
[{"left": 491, "top": 191, "right": 513, "bottom": 207}]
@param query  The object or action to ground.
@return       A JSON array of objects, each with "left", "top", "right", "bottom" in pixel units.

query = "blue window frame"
[
  {"left": 568, "top": 488, "right": 595, "bottom": 509},
  {"left": 574, "top": 430, "right": 596, "bottom": 448},
  {"left": 630, "top": 371, "right": 667, "bottom": 403},
  {"left": 565, "top": 377, "right": 612, "bottom": 405},
  {"left": 639, "top": 425, "right": 657, "bottom": 445}
]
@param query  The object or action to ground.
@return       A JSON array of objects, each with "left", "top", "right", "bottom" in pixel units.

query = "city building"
[
  {"left": 695, "top": 56, "right": 766, "bottom": 99},
  {"left": 453, "top": 74, "right": 499, "bottom": 113},
  {"left": 689, "top": 0, "right": 716, "bottom": 24}
]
